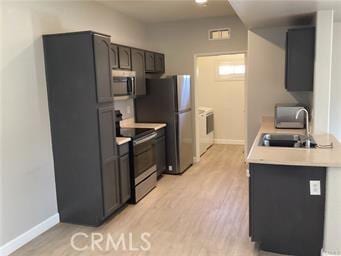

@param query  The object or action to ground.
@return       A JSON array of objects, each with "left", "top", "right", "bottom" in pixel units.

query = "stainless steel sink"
[{"left": 260, "top": 133, "right": 316, "bottom": 148}]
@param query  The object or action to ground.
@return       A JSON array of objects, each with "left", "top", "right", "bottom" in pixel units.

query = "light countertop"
[
  {"left": 116, "top": 137, "right": 131, "bottom": 146},
  {"left": 120, "top": 121, "right": 166, "bottom": 131},
  {"left": 247, "top": 117, "right": 341, "bottom": 168}
]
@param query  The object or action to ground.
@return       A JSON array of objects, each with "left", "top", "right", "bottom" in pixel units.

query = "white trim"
[
  {"left": 0, "top": 214, "right": 60, "bottom": 256},
  {"left": 193, "top": 50, "right": 247, "bottom": 165},
  {"left": 193, "top": 157, "right": 200, "bottom": 164},
  {"left": 214, "top": 139, "right": 245, "bottom": 145},
  {"left": 321, "top": 249, "right": 341, "bottom": 256}
]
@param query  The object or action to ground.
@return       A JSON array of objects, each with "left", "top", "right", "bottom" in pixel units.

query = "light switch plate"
[{"left": 310, "top": 180, "right": 321, "bottom": 195}]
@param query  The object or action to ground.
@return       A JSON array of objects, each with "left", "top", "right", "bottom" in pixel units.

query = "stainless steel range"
[{"left": 115, "top": 111, "right": 157, "bottom": 203}]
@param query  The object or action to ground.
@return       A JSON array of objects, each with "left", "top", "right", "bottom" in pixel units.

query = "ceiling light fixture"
[{"left": 195, "top": 0, "right": 208, "bottom": 6}]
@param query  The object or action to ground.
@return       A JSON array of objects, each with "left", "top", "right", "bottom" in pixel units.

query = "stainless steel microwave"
[{"left": 112, "top": 70, "right": 136, "bottom": 98}]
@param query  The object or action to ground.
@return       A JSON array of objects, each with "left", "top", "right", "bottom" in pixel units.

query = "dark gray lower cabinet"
[
  {"left": 155, "top": 128, "right": 166, "bottom": 176},
  {"left": 249, "top": 163, "right": 326, "bottom": 256},
  {"left": 102, "top": 157, "right": 121, "bottom": 217},
  {"left": 118, "top": 143, "right": 131, "bottom": 204}
]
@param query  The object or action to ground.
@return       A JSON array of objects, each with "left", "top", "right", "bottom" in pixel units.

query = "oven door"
[{"left": 133, "top": 133, "right": 157, "bottom": 184}]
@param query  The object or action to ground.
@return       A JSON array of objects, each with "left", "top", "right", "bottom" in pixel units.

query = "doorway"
[{"left": 194, "top": 53, "right": 246, "bottom": 161}]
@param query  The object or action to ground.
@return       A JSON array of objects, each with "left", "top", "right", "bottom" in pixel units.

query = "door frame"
[{"left": 193, "top": 51, "right": 248, "bottom": 163}]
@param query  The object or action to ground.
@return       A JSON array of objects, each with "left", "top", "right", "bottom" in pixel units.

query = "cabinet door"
[
  {"left": 102, "top": 158, "right": 120, "bottom": 216},
  {"left": 110, "top": 44, "right": 119, "bottom": 69},
  {"left": 286, "top": 27, "right": 315, "bottom": 91},
  {"left": 155, "top": 136, "right": 166, "bottom": 176},
  {"left": 118, "top": 46, "right": 131, "bottom": 70},
  {"left": 131, "top": 49, "right": 146, "bottom": 97},
  {"left": 98, "top": 106, "right": 117, "bottom": 160},
  {"left": 98, "top": 106, "right": 120, "bottom": 216},
  {"left": 93, "top": 34, "right": 113, "bottom": 103},
  {"left": 145, "top": 51, "right": 155, "bottom": 72},
  {"left": 250, "top": 164, "right": 325, "bottom": 256},
  {"left": 119, "top": 154, "right": 131, "bottom": 204},
  {"left": 154, "top": 53, "right": 165, "bottom": 73}
]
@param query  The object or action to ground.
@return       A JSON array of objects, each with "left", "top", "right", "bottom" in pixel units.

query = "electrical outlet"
[
  {"left": 168, "top": 166, "right": 173, "bottom": 171},
  {"left": 310, "top": 180, "right": 321, "bottom": 195}
]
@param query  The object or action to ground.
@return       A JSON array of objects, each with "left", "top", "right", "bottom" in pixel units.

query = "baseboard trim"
[
  {"left": 214, "top": 139, "right": 245, "bottom": 145},
  {"left": 321, "top": 249, "right": 341, "bottom": 256},
  {"left": 0, "top": 213, "right": 60, "bottom": 256}
]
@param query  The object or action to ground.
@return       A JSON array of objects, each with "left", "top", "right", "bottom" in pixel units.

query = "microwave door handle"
[{"left": 131, "top": 77, "right": 136, "bottom": 98}]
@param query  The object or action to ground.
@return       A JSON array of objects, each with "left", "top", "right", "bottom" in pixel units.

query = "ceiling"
[
  {"left": 229, "top": 0, "right": 341, "bottom": 29},
  {"left": 96, "top": 0, "right": 236, "bottom": 24}
]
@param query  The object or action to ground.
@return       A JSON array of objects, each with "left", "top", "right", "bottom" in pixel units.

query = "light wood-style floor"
[{"left": 12, "top": 145, "right": 285, "bottom": 256}]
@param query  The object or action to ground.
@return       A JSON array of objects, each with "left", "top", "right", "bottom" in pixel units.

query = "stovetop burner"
[{"left": 118, "top": 128, "right": 154, "bottom": 140}]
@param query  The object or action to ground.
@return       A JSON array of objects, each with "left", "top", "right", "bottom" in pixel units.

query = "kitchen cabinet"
[
  {"left": 118, "top": 46, "right": 131, "bottom": 70},
  {"left": 154, "top": 53, "right": 165, "bottom": 73},
  {"left": 118, "top": 142, "right": 131, "bottom": 204},
  {"left": 131, "top": 48, "right": 146, "bottom": 97},
  {"left": 285, "top": 27, "right": 315, "bottom": 91},
  {"left": 43, "top": 31, "right": 120, "bottom": 226},
  {"left": 145, "top": 51, "right": 155, "bottom": 72},
  {"left": 110, "top": 44, "right": 119, "bottom": 69},
  {"left": 249, "top": 163, "right": 326, "bottom": 256},
  {"left": 155, "top": 128, "right": 166, "bottom": 176},
  {"left": 145, "top": 51, "right": 165, "bottom": 73},
  {"left": 93, "top": 34, "right": 113, "bottom": 103}
]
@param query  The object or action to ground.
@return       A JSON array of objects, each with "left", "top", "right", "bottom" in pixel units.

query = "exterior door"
[{"left": 93, "top": 34, "right": 113, "bottom": 103}]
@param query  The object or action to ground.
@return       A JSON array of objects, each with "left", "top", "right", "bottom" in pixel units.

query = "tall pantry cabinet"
[{"left": 43, "top": 31, "right": 120, "bottom": 226}]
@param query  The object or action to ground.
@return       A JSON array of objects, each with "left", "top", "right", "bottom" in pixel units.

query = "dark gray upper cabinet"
[
  {"left": 93, "top": 34, "right": 113, "bottom": 103},
  {"left": 43, "top": 31, "right": 119, "bottom": 226},
  {"left": 131, "top": 48, "right": 146, "bottom": 97},
  {"left": 154, "top": 53, "right": 165, "bottom": 73},
  {"left": 286, "top": 27, "right": 315, "bottom": 91},
  {"left": 249, "top": 163, "right": 325, "bottom": 256},
  {"left": 110, "top": 44, "right": 119, "bottom": 69},
  {"left": 145, "top": 51, "right": 155, "bottom": 72},
  {"left": 118, "top": 46, "right": 131, "bottom": 70}
]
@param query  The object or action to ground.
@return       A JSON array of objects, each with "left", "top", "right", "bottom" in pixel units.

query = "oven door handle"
[{"left": 133, "top": 132, "right": 157, "bottom": 145}]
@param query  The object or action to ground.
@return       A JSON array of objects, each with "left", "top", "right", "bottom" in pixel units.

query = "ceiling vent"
[{"left": 208, "top": 28, "right": 230, "bottom": 40}]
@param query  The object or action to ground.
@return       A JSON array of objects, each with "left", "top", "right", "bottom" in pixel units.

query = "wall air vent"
[{"left": 208, "top": 28, "right": 230, "bottom": 40}]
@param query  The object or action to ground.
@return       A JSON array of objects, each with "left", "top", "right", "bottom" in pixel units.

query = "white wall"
[
  {"left": 0, "top": 0, "right": 149, "bottom": 249},
  {"left": 330, "top": 23, "right": 341, "bottom": 141},
  {"left": 147, "top": 16, "right": 248, "bottom": 76},
  {"left": 146, "top": 16, "right": 247, "bottom": 158},
  {"left": 323, "top": 21, "right": 341, "bottom": 255},
  {"left": 313, "top": 10, "right": 334, "bottom": 134},
  {"left": 197, "top": 54, "right": 245, "bottom": 144},
  {"left": 246, "top": 27, "right": 312, "bottom": 152}
]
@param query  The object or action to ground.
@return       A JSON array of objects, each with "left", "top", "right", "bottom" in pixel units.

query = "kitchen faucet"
[{"left": 296, "top": 108, "right": 311, "bottom": 148}]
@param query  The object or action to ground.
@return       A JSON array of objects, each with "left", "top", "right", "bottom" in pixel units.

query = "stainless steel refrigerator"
[{"left": 135, "top": 75, "right": 193, "bottom": 174}]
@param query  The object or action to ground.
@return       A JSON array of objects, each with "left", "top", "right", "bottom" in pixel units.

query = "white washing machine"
[{"left": 198, "top": 107, "right": 214, "bottom": 155}]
